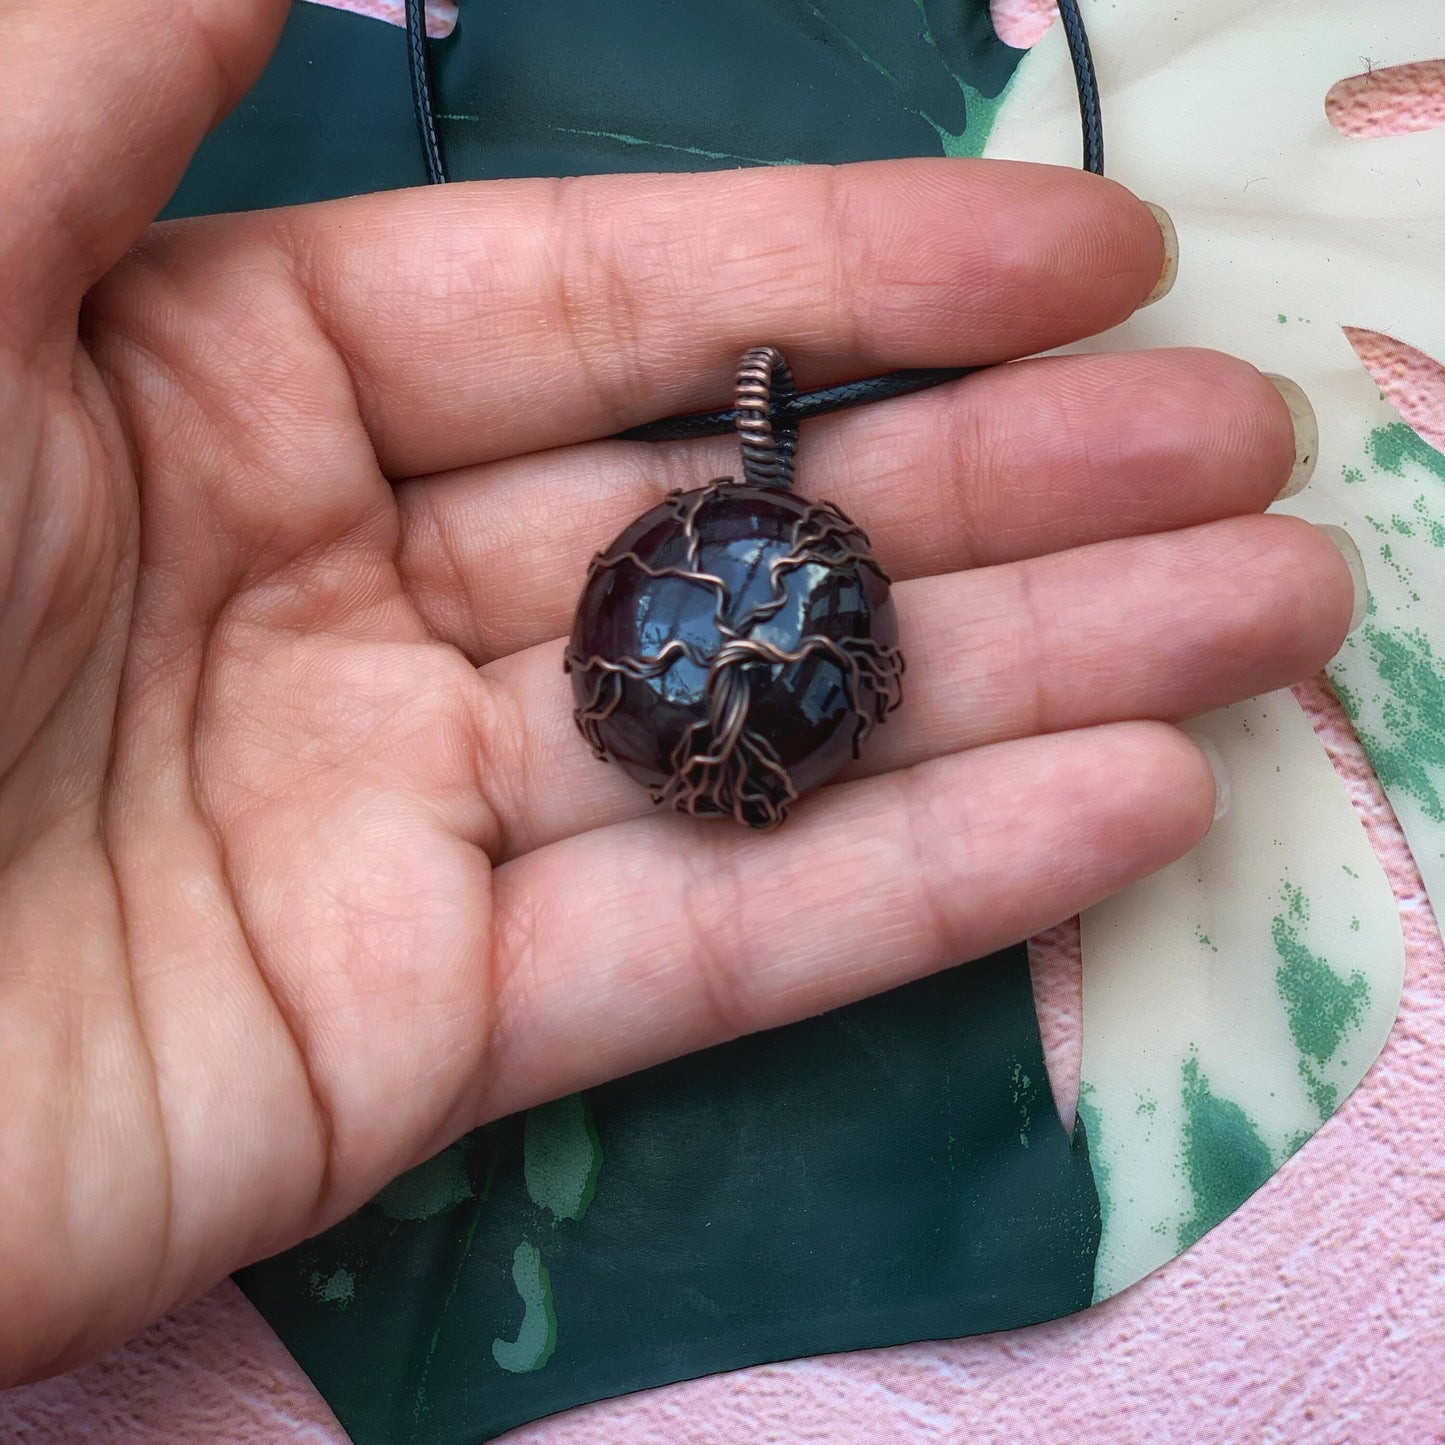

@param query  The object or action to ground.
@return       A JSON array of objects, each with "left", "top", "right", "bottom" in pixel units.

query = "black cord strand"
[
  {"left": 1056, "top": 0, "right": 1103, "bottom": 176},
  {"left": 404, "top": 0, "right": 1105, "bottom": 440},
  {"left": 616, "top": 369, "right": 976, "bottom": 444},
  {"left": 406, "top": 0, "right": 448, "bottom": 184}
]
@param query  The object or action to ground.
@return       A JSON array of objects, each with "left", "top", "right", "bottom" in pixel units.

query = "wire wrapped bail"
[{"left": 734, "top": 346, "right": 799, "bottom": 490}]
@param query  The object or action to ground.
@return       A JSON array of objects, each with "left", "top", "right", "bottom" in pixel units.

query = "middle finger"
[{"left": 397, "top": 347, "right": 1303, "bottom": 663}]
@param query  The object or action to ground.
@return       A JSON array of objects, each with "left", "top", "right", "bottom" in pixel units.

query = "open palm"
[{"left": 0, "top": 0, "right": 1356, "bottom": 1385}]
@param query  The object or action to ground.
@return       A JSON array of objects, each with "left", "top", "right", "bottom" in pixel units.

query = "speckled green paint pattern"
[
  {"left": 1075, "top": 1084, "right": 1111, "bottom": 1234},
  {"left": 375, "top": 1144, "right": 473, "bottom": 1222},
  {"left": 523, "top": 1094, "right": 604, "bottom": 1224},
  {"left": 1333, "top": 424, "right": 1445, "bottom": 831},
  {"left": 1177, "top": 1057, "right": 1273, "bottom": 1250},
  {"left": 1271, "top": 886, "right": 1369, "bottom": 1119},
  {"left": 483, "top": 1095, "right": 606, "bottom": 1375},
  {"left": 1009, "top": 1060, "right": 1037, "bottom": 1148},
  {"left": 491, "top": 1243, "right": 557, "bottom": 1374},
  {"left": 309, "top": 1268, "right": 355, "bottom": 1307},
  {"left": 939, "top": 79, "right": 1013, "bottom": 156},
  {"left": 1364, "top": 431, "right": 1445, "bottom": 561},
  {"left": 1337, "top": 623, "right": 1445, "bottom": 824},
  {"left": 1368, "top": 421, "right": 1445, "bottom": 484}
]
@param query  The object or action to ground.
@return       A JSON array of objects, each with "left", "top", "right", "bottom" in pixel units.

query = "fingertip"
[
  {"left": 806, "top": 159, "right": 1176, "bottom": 359},
  {"left": 1314, "top": 524, "right": 1369, "bottom": 635},
  {"left": 969, "top": 165, "right": 1175, "bottom": 337},
  {"left": 1160, "top": 350, "right": 1302, "bottom": 510},
  {"left": 1087, "top": 720, "right": 1220, "bottom": 864},
  {"left": 1088, "top": 347, "right": 1302, "bottom": 515},
  {"left": 1259, "top": 513, "right": 1362, "bottom": 653},
  {"left": 1046, "top": 171, "right": 1175, "bottom": 314},
  {"left": 1180, "top": 728, "right": 1232, "bottom": 824}
]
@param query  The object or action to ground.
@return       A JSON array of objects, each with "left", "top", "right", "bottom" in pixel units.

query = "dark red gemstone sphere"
[{"left": 565, "top": 479, "right": 903, "bottom": 829}]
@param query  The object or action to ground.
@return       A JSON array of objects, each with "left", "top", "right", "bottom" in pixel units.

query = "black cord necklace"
[
  {"left": 403, "top": 0, "right": 1106, "bottom": 441},
  {"left": 404, "top": 0, "right": 449, "bottom": 186},
  {"left": 405, "top": 2, "right": 1109, "bottom": 829}
]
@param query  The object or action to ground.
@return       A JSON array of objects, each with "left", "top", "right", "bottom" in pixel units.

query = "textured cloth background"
[{"left": 5, "top": 3, "right": 1445, "bottom": 1440}]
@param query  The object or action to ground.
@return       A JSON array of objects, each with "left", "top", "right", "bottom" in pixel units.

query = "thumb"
[{"left": 0, "top": 0, "right": 290, "bottom": 343}]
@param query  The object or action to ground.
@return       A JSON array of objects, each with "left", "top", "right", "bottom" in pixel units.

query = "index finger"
[{"left": 266, "top": 158, "right": 1168, "bottom": 475}]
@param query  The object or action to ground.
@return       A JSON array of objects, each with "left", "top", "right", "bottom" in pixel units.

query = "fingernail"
[
  {"left": 1142, "top": 202, "right": 1178, "bottom": 306},
  {"left": 1186, "top": 733, "right": 1231, "bottom": 822},
  {"left": 1264, "top": 374, "right": 1319, "bottom": 498},
  {"left": 1316, "top": 524, "right": 1369, "bottom": 633}
]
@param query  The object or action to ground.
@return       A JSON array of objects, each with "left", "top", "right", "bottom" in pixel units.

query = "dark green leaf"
[{"left": 239, "top": 952, "right": 1101, "bottom": 1445}]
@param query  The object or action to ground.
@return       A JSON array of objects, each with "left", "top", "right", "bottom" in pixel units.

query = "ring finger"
[{"left": 473, "top": 513, "right": 1357, "bottom": 860}]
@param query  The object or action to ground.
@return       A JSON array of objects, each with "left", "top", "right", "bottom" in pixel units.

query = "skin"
[{"left": 0, "top": 0, "right": 1355, "bottom": 1385}]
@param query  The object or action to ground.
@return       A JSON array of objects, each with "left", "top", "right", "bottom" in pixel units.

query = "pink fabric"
[
  {"left": 6, "top": 4, "right": 1445, "bottom": 1441},
  {"left": 1326, "top": 60, "right": 1445, "bottom": 140},
  {"left": 991, "top": 0, "right": 1060, "bottom": 50},
  {"left": 1346, "top": 328, "right": 1445, "bottom": 456},
  {"left": 304, "top": 0, "right": 457, "bottom": 39}
]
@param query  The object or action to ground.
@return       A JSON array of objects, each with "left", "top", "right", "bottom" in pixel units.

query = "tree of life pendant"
[{"left": 565, "top": 346, "right": 905, "bottom": 830}]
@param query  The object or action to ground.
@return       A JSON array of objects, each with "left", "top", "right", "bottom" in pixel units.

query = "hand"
[{"left": 0, "top": 0, "right": 1354, "bottom": 1384}]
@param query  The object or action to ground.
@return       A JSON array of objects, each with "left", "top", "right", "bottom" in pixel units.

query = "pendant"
[{"left": 565, "top": 347, "right": 905, "bottom": 830}]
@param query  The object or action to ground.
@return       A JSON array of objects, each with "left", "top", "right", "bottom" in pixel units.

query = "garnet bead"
[
  {"left": 565, "top": 345, "right": 904, "bottom": 830},
  {"left": 565, "top": 478, "right": 903, "bottom": 829}
]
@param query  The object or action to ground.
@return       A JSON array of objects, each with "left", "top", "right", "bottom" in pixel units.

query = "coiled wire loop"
[{"left": 734, "top": 347, "right": 799, "bottom": 490}]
